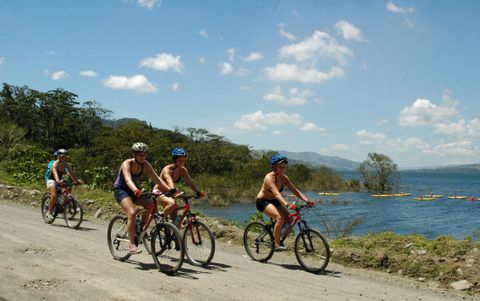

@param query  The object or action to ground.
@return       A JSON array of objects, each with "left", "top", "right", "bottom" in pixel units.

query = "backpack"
[{"left": 44, "top": 160, "right": 56, "bottom": 181}]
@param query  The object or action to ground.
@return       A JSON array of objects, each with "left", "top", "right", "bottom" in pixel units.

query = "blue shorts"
[{"left": 113, "top": 188, "right": 152, "bottom": 207}]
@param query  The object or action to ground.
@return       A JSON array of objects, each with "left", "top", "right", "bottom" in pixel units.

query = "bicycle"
[
  {"left": 171, "top": 192, "right": 215, "bottom": 267},
  {"left": 106, "top": 192, "right": 185, "bottom": 275},
  {"left": 243, "top": 200, "right": 330, "bottom": 273},
  {"left": 41, "top": 181, "right": 83, "bottom": 229}
]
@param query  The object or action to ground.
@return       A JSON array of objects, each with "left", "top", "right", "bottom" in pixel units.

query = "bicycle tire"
[
  {"left": 243, "top": 221, "right": 274, "bottom": 263},
  {"left": 294, "top": 228, "right": 330, "bottom": 273},
  {"left": 63, "top": 198, "right": 83, "bottom": 229},
  {"left": 150, "top": 222, "right": 184, "bottom": 275},
  {"left": 141, "top": 219, "right": 156, "bottom": 255},
  {"left": 107, "top": 215, "right": 131, "bottom": 262},
  {"left": 183, "top": 219, "right": 215, "bottom": 266},
  {"left": 41, "top": 193, "right": 55, "bottom": 224}
]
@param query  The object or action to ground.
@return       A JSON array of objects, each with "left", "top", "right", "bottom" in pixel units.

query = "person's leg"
[
  {"left": 263, "top": 204, "right": 284, "bottom": 246},
  {"left": 47, "top": 183, "right": 57, "bottom": 214},
  {"left": 119, "top": 197, "right": 140, "bottom": 254},
  {"left": 157, "top": 195, "right": 177, "bottom": 222}
]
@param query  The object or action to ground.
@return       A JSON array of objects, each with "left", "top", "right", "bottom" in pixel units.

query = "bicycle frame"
[{"left": 175, "top": 195, "right": 203, "bottom": 245}]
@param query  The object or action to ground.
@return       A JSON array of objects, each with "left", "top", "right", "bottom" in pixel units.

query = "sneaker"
[
  {"left": 129, "top": 244, "right": 142, "bottom": 255},
  {"left": 275, "top": 243, "right": 287, "bottom": 252},
  {"left": 45, "top": 211, "right": 54, "bottom": 221}
]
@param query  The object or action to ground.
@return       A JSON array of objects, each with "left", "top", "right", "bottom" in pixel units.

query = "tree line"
[{"left": 0, "top": 83, "right": 397, "bottom": 203}]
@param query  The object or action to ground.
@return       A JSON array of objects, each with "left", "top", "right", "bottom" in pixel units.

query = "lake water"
[{"left": 203, "top": 170, "right": 480, "bottom": 239}]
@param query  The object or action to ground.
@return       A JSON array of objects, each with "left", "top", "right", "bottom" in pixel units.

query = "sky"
[{"left": 1, "top": 0, "right": 480, "bottom": 168}]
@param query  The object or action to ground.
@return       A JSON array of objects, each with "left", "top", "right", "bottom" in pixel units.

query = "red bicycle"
[
  {"left": 41, "top": 181, "right": 83, "bottom": 229},
  {"left": 243, "top": 200, "right": 330, "bottom": 273},
  {"left": 172, "top": 192, "right": 215, "bottom": 267}
]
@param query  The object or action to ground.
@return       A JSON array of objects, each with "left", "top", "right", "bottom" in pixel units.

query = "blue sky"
[{"left": 1, "top": 0, "right": 480, "bottom": 168}]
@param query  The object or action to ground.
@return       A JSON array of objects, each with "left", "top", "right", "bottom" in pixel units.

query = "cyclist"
[
  {"left": 152, "top": 147, "right": 205, "bottom": 225},
  {"left": 45, "top": 149, "right": 81, "bottom": 221},
  {"left": 113, "top": 142, "right": 170, "bottom": 255},
  {"left": 256, "top": 153, "right": 313, "bottom": 251}
]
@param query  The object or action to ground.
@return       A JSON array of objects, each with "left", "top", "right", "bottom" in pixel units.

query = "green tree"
[{"left": 357, "top": 152, "right": 399, "bottom": 192}]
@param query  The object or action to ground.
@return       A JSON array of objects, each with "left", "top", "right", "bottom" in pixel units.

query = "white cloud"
[
  {"left": 220, "top": 62, "right": 233, "bottom": 75},
  {"left": 398, "top": 98, "right": 458, "bottom": 127},
  {"left": 335, "top": 20, "right": 363, "bottom": 41},
  {"left": 273, "top": 130, "right": 284, "bottom": 136},
  {"left": 139, "top": 53, "right": 184, "bottom": 72},
  {"left": 356, "top": 129, "right": 386, "bottom": 145},
  {"left": 137, "top": 0, "right": 159, "bottom": 9},
  {"left": 199, "top": 29, "right": 208, "bottom": 39},
  {"left": 300, "top": 122, "right": 327, "bottom": 134},
  {"left": 434, "top": 119, "right": 467, "bottom": 136},
  {"left": 103, "top": 74, "right": 156, "bottom": 93},
  {"left": 422, "top": 140, "right": 475, "bottom": 157},
  {"left": 0, "top": 57, "right": 4, "bottom": 65},
  {"left": 278, "top": 23, "right": 296, "bottom": 41},
  {"left": 386, "top": 1, "right": 416, "bottom": 14},
  {"left": 236, "top": 68, "right": 250, "bottom": 77},
  {"left": 263, "top": 86, "right": 312, "bottom": 106},
  {"left": 278, "top": 30, "right": 353, "bottom": 65},
  {"left": 51, "top": 71, "right": 67, "bottom": 81},
  {"left": 265, "top": 64, "right": 344, "bottom": 83},
  {"left": 199, "top": 57, "right": 206, "bottom": 64},
  {"left": 79, "top": 70, "right": 98, "bottom": 77},
  {"left": 467, "top": 118, "right": 480, "bottom": 137},
  {"left": 404, "top": 138, "right": 430, "bottom": 150},
  {"left": 376, "top": 119, "right": 389, "bottom": 126},
  {"left": 227, "top": 48, "right": 235, "bottom": 62},
  {"left": 171, "top": 82, "right": 179, "bottom": 91},
  {"left": 331, "top": 144, "right": 348, "bottom": 151},
  {"left": 243, "top": 52, "right": 263, "bottom": 62},
  {"left": 234, "top": 111, "right": 302, "bottom": 131}
]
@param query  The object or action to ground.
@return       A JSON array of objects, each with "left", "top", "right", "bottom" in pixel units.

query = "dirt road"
[{"left": 0, "top": 200, "right": 476, "bottom": 301}]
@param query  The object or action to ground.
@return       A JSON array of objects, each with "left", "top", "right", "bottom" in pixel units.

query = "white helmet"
[{"left": 132, "top": 142, "right": 149, "bottom": 153}]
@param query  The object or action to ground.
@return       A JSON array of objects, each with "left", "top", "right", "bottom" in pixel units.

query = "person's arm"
[
  {"left": 65, "top": 163, "right": 80, "bottom": 184},
  {"left": 181, "top": 167, "right": 202, "bottom": 196},
  {"left": 161, "top": 165, "right": 176, "bottom": 191},
  {"left": 283, "top": 175, "right": 309, "bottom": 203},
  {"left": 121, "top": 160, "right": 139, "bottom": 194},
  {"left": 144, "top": 162, "right": 170, "bottom": 191}
]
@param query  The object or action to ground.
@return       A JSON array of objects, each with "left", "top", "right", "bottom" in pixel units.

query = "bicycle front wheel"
[
  {"left": 107, "top": 215, "right": 131, "bottom": 262},
  {"left": 294, "top": 229, "right": 330, "bottom": 273},
  {"left": 63, "top": 198, "right": 83, "bottom": 229},
  {"left": 150, "top": 222, "right": 184, "bottom": 275},
  {"left": 243, "top": 221, "right": 274, "bottom": 262},
  {"left": 183, "top": 220, "right": 215, "bottom": 266},
  {"left": 41, "top": 193, "right": 55, "bottom": 224}
]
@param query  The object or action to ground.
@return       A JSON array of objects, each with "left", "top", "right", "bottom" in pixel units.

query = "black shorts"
[
  {"left": 113, "top": 188, "right": 152, "bottom": 207},
  {"left": 256, "top": 198, "right": 281, "bottom": 212}
]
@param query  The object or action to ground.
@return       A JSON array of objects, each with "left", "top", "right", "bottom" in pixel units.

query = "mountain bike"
[
  {"left": 172, "top": 192, "right": 215, "bottom": 267},
  {"left": 243, "top": 201, "right": 330, "bottom": 273},
  {"left": 41, "top": 181, "right": 83, "bottom": 229},
  {"left": 106, "top": 192, "right": 185, "bottom": 275}
]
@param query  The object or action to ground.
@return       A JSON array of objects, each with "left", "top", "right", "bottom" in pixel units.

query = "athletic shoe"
[
  {"left": 45, "top": 211, "right": 54, "bottom": 221},
  {"left": 275, "top": 243, "right": 287, "bottom": 252},
  {"left": 129, "top": 244, "right": 142, "bottom": 255}
]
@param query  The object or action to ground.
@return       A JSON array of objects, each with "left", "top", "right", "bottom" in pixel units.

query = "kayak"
[
  {"left": 447, "top": 195, "right": 468, "bottom": 199},
  {"left": 413, "top": 197, "right": 436, "bottom": 201},
  {"left": 371, "top": 193, "right": 411, "bottom": 197},
  {"left": 423, "top": 194, "right": 443, "bottom": 198},
  {"left": 319, "top": 192, "right": 339, "bottom": 196},
  {"left": 371, "top": 194, "right": 391, "bottom": 197},
  {"left": 466, "top": 197, "right": 480, "bottom": 201}
]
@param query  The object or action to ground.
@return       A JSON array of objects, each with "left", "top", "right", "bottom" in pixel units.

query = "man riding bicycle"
[
  {"left": 152, "top": 147, "right": 205, "bottom": 226},
  {"left": 113, "top": 142, "right": 170, "bottom": 255},
  {"left": 44, "top": 149, "right": 81, "bottom": 221}
]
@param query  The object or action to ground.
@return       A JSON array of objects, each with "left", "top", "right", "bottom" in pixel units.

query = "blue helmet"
[
  {"left": 171, "top": 148, "right": 187, "bottom": 159},
  {"left": 270, "top": 153, "right": 288, "bottom": 165}
]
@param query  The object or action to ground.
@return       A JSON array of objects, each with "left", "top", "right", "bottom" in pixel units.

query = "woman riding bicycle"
[
  {"left": 113, "top": 142, "right": 170, "bottom": 255},
  {"left": 152, "top": 147, "right": 205, "bottom": 225},
  {"left": 256, "top": 154, "right": 313, "bottom": 251},
  {"left": 44, "top": 149, "right": 81, "bottom": 221}
]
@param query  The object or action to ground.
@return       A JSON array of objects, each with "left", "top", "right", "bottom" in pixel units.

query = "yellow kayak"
[
  {"left": 414, "top": 197, "right": 436, "bottom": 201},
  {"left": 319, "top": 192, "right": 339, "bottom": 196},
  {"left": 371, "top": 194, "right": 391, "bottom": 197},
  {"left": 423, "top": 194, "right": 443, "bottom": 198},
  {"left": 371, "top": 193, "right": 411, "bottom": 197},
  {"left": 448, "top": 195, "right": 468, "bottom": 199}
]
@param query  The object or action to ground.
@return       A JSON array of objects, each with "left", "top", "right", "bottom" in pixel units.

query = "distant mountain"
[
  {"left": 413, "top": 163, "right": 480, "bottom": 172},
  {"left": 253, "top": 150, "right": 360, "bottom": 171}
]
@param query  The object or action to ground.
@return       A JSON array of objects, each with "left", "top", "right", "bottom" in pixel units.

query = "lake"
[{"left": 203, "top": 170, "right": 480, "bottom": 239}]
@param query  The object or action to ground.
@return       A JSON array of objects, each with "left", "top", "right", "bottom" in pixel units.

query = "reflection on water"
[{"left": 203, "top": 170, "right": 480, "bottom": 239}]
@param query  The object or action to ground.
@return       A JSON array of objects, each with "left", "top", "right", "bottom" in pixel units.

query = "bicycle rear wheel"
[
  {"left": 294, "top": 229, "right": 330, "bottom": 273},
  {"left": 63, "top": 198, "right": 83, "bottom": 229},
  {"left": 150, "top": 222, "right": 184, "bottom": 275},
  {"left": 107, "top": 215, "right": 131, "bottom": 261},
  {"left": 243, "top": 221, "right": 274, "bottom": 262},
  {"left": 183, "top": 219, "right": 215, "bottom": 266},
  {"left": 141, "top": 220, "right": 156, "bottom": 254},
  {"left": 41, "top": 193, "right": 55, "bottom": 224}
]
